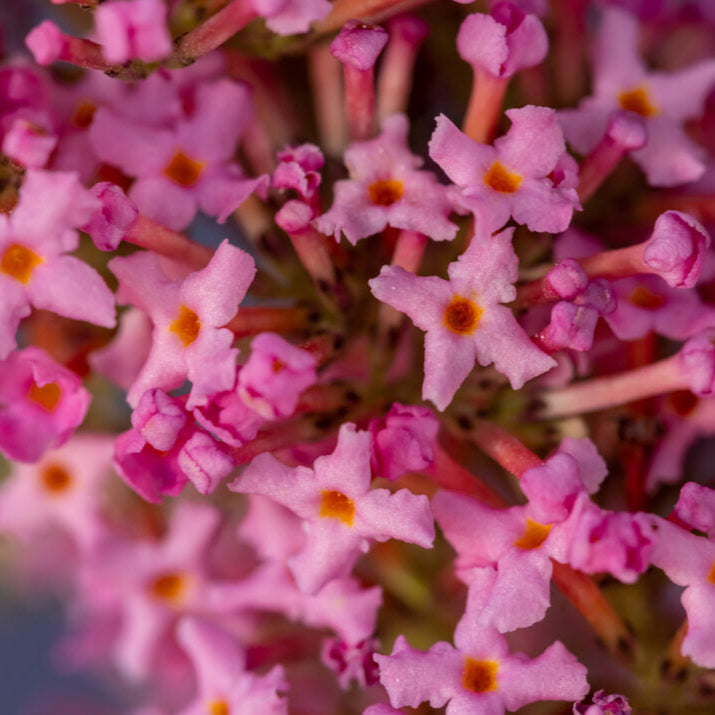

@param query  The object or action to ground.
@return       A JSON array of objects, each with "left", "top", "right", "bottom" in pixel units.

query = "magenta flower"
[
  {"left": 0, "top": 347, "right": 91, "bottom": 463},
  {"left": 0, "top": 170, "right": 115, "bottom": 357},
  {"left": 230, "top": 423, "right": 434, "bottom": 593},
  {"left": 429, "top": 106, "right": 579, "bottom": 233},
  {"left": 109, "top": 239, "right": 256, "bottom": 408},
  {"left": 369, "top": 224, "right": 556, "bottom": 410},
  {"left": 375, "top": 618, "right": 588, "bottom": 713},
  {"left": 314, "top": 114, "right": 458, "bottom": 244},
  {"left": 558, "top": 6, "right": 715, "bottom": 186}
]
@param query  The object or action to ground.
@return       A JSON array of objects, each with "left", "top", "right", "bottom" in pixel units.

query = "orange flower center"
[
  {"left": 319, "top": 490, "right": 355, "bottom": 526},
  {"left": 666, "top": 390, "right": 699, "bottom": 417},
  {"left": 443, "top": 295, "right": 482, "bottom": 335},
  {"left": 164, "top": 151, "right": 205, "bottom": 187},
  {"left": 169, "top": 305, "right": 201, "bottom": 347},
  {"left": 1, "top": 243, "right": 43, "bottom": 284},
  {"left": 368, "top": 179, "right": 404, "bottom": 206},
  {"left": 462, "top": 657, "right": 498, "bottom": 693},
  {"left": 513, "top": 518, "right": 552, "bottom": 550},
  {"left": 207, "top": 700, "right": 229, "bottom": 715},
  {"left": 150, "top": 571, "right": 189, "bottom": 604},
  {"left": 27, "top": 381, "right": 62, "bottom": 411},
  {"left": 628, "top": 285, "right": 665, "bottom": 310},
  {"left": 484, "top": 161, "right": 522, "bottom": 193},
  {"left": 708, "top": 563, "right": 715, "bottom": 586},
  {"left": 40, "top": 463, "right": 73, "bottom": 494},
  {"left": 71, "top": 100, "right": 98, "bottom": 129},
  {"left": 618, "top": 86, "right": 658, "bottom": 118}
]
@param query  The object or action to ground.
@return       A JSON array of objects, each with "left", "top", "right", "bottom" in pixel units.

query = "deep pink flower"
[{"left": 0, "top": 347, "right": 91, "bottom": 463}]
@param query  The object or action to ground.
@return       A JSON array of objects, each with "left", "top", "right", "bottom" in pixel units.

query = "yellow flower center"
[
  {"left": 443, "top": 295, "right": 482, "bottom": 335},
  {"left": 484, "top": 161, "right": 522, "bottom": 193},
  {"left": 40, "top": 463, "right": 73, "bottom": 494},
  {"left": 149, "top": 571, "right": 189, "bottom": 604},
  {"left": 618, "top": 86, "right": 659, "bottom": 118},
  {"left": 27, "top": 381, "right": 62, "bottom": 411},
  {"left": 513, "top": 519, "right": 552, "bottom": 550},
  {"left": 368, "top": 179, "right": 404, "bottom": 206},
  {"left": 164, "top": 151, "right": 206, "bottom": 187},
  {"left": 319, "top": 490, "right": 355, "bottom": 526},
  {"left": 462, "top": 657, "right": 499, "bottom": 693},
  {"left": 1, "top": 243, "right": 43, "bottom": 284},
  {"left": 708, "top": 563, "right": 715, "bottom": 586},
  {"left": 169, "top": 305, "right": 201, "bottom": 347}
]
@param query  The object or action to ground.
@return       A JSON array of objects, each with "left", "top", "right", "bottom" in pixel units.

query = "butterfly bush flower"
[
  {"left": 90, "top": 79, "right": 267, "bottom": 230},
  {"left": 176, "top": 617, "right": 289, "bottom": 715},
  {"left": 0, "top": 434, "right": 113, "bottom": 552},
  {"left": 314, "top": 114, "right": 458, "bottom": 244},
  {"left": 109, "top": 239, "right": 256, "bottom": 408},
  {"left": 230, "top": 423, "right": 434, "bottom": 593},
  {"left": 0, "top": 170, "right": 115, "bottom": 357},
  {"left": 375, "top": 615, "right": 588, "bottom": 713},
  {"left": 429, "top": 106, "right": 580, "bottom": 233},
  {"left": 370, "top": 222, "right": 556, "bottom": 410},
  {"left": 558, "top": 6, "right": 715, "bottom": 186},
  {"left": 94, "top": 0, "right": 172, "bottom": 65},
  {"left": 0, "top": 347, "right": 91, "bottom": 463}
]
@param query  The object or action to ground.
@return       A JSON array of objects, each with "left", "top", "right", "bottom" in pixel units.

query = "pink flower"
[
  {"left": 369, "top": 402, "right": 439, "bottom": 480},
  {"left": 230, "top": 423, "right": 434, "bottom": 593},
  {"left": 237, "top": 332, "right": 317, "bottom": 419},
  {"left": 176, "top": 617, "right": 289, "bottom": 715},
  {"left": 0, "top": 347, "right": 91, "bottom": 463},
  {"left": 94, "top": 0, "right": 172, "bottom": 65},
  {"left": 109, "top": 239, "right": 256, "bottom": 408},
  {"left": 0, "top": 434, "right": 113, "bottom": 551},
  {"left": 375, "top": 618, "right": 588, "bottom": 713},
  {"left": 0, "top": 170, "right": 115, "bottom": 358},
  {"left": 457, "top": 2, "right": 548, "bottom": 79},
  {"left": 89, "top": 79, "right": 267, "bottom": 230},
  {"left": 369, "top": 223, "right": 556, "bottom": 410},
  {"left": 314, "top": 114, "right": 458, "bottom": 244},
  {"left": 429, "top": 107, "right": 579, "bottom": 233},
  {"left": 558, "top": 6, "right": 715, "bottom": 186}
]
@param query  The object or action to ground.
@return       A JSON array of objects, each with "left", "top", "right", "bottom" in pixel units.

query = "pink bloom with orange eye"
[
  {"left": 230, "top": 423, "right": 434, "bottom": 594},
  {"left": 0, "top": 170, "right": 115, "bottom": 358},
  {"left": 109, "top": 239, "right": 256, "bottom": 409},
  {"left": 314, "top": 114, "right": 458, "bottom": 244},
  {"left": 0, "top": 347, "right": 91, "bottom": 463},
  {"left": 429, "top": 107, "right": 579, "bottom": 233},
  {"left": 375, "top": 617, "right": 588, "bottom": 714},
  {"left": 369, "top": 223, "right": 556, "bottom": 411},
  {"left": 558, "top": 6, "right": 715, "bottom": 187}
]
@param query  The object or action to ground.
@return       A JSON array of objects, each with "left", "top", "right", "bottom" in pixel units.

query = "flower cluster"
[{"left": 3, "top": 1, "right": 715, "bottom": 713}]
